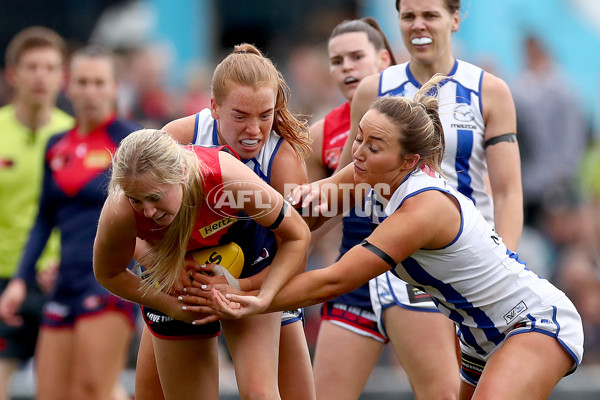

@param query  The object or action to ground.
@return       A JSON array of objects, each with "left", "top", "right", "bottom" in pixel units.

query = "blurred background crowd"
[{"left": 1, "top": 0, "right": 600, "bottom": 397}]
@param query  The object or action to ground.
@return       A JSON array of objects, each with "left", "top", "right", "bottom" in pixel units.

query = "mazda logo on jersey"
[{"left": 453, "top": 104, "right": 475, "bottom": 122}]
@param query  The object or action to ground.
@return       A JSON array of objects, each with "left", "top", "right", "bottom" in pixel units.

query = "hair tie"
[{"left": 233, "top": 50, "right": 249, "bottom": 54}]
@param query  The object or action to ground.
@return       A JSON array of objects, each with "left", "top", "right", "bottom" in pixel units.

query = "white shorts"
[
  {"left": 369, "top": 271, "right": 439, "bottom": 338},
  {"left": 460, "top": 294, "right": 584, "bottom": 386},
  {"left": 282, "top": 308, "right": 303, "bottom": 326}
]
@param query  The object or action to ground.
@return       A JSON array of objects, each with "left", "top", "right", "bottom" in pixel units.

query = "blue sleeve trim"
[
  {"left": 266, "top": 136, "right": 284, "bottom": 183},
  {"left": 192, "top": 112, "right": 200, "bottom": 144}
]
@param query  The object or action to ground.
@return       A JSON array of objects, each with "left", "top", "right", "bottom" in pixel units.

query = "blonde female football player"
[
  {"left": 132, "top": 42, "right": 315, "bottom": 400},
  {"left": 93, "top": 128, "right": 310, "bottom": 400}
]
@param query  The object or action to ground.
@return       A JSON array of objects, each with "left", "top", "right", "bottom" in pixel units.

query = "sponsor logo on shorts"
[
  {"left": 503, "top": 300, "right": 528, "bottom": 324},
  {"left": 199, "top": 216, "right": 237, "bottom": 238},
  {"left": 44, "top": 302, "right": 69, "bottom": 319},
  {"left": 283, "top": 309, "right": 302, "bottom": 318},
  {"left": 406, "top": 284, "right": 432, "bottom": 303},
  {"left": 83, "top": 295, "right": 102, "bottom": 310},
  {"left": 145, "top": 312, "right": 174, "bottom": 323},
  {"left": 461, "top": 353, "right": 486, "bottom": 383},
  {"left": 330, "top": 303, "right": 377, "bottom": 325}
]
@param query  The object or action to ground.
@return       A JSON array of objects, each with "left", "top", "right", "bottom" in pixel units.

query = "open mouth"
[
  {"left": 241, "top": 139, "right": 259, "bottom": 146},
  {"left": 411, "top": 37, "right": 433, "bottom": 46},
  {"left": 344, "top": 77, "right": 359, "bottom": 85}
]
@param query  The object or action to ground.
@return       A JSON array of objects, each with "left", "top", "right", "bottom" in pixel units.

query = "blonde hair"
[
  {"left": 109, "top": 129, "right": 206, "bottom": 294},
  {"left": 370, "top": 74, "right": 447, "bottom": 174},
  {"left": 212, "top": 43, "right": 311, "bottom": 158}
]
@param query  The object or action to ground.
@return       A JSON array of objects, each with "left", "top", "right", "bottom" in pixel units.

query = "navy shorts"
[
  {"left": 0, "top": 279, "right": 45, "bottom": 361},
  {"left": 142, "top": 306, "right": 221, "bottom": 340},
  {"left": 42, "top": 293, "right": 138, "bottom": 330}
]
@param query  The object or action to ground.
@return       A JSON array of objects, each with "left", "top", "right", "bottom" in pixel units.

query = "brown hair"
[
  {"left": 70, "top": 44, "right": 117, "bottom": 78},
  {"left": 395, "top": 0, "right": 461, "bottom": 14},
  {"left": 5, "top": 26, "right": 66, "bottom": 67},
  {"left": 109, "top": 129, "right": 206, "bottom": 294},
  {"left": 370, "top": 74, "right": 448, "bottom": 175},
  {"left": 212, "top": 43, "right": 311, "bottom": 158},
  {"left": 329, "top": 17, "right": 397, "bottom": 65}
]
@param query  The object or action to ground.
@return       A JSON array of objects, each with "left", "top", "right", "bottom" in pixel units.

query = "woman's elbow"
[
  {"left": 93, "top": 266, "right": 107, "bottom": 287},
  {"left": 300, "top": 224, "right": 311, "bottom": 245},
  {"left": 92, "top": 261, "right": 113, "bottom": 289}
]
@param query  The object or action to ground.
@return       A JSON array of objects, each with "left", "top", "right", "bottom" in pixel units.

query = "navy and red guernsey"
[
  {"left": 322, "top": 102, "right": 350, "bottom": 176},
  {"left": 16, "top": 115, "right": 141, "bottom": 302}
]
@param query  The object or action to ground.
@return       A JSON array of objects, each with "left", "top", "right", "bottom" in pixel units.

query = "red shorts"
[{"left": 321, "top": 301, "right": 388, "bottom": 343}]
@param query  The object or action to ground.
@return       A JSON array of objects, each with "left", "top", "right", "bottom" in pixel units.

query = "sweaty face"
[
  {"left": 328, "top": 31, "right": 387, "bottom": 101},
  {"left": 398, "top": 0, "right": 459, "bottom": 66},
  {"left": 211, "top": 85, "right": 276, "bottom": 159},
  {"left": 122, "top": 173, "right": 183, "bottom": 227},
  {"left": 352, "top": 109, "right": 412, "bottom": 192},
  {"left": 67, "top": 56, "right": 117, "bottom": 126},
  {"left": 10, "top": 47, "right": 64, "bottom": 107}
]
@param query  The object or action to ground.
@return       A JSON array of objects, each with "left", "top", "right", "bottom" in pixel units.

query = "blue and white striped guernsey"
[
  {"left": 367, "top": 167, "right": 583, "bottom": 368},
  {"left": 378, "top": 60, "right": 491, "bottom": 224}
]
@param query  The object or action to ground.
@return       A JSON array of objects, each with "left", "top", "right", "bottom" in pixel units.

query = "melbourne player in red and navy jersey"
[
  {"left": 94, "top": 129, "right": 309, "bottom": 399},
  {"left": 1, "top": 46, "right": 140, "bottom": 399},
  {"left": 16, "top": 115, "right": 140, "bottom": 320}
]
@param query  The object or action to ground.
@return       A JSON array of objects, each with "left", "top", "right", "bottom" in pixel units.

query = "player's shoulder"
[
  {"left": 480, "top": 69, "right": 511, "bottom": 98},
  {"left": 273, "top": 139, "right": 304, "bottom": 167},
  {"left": 480, "top": 69, "right": 515, "bottom": 124},
  {"left": 309, "top": 118, "right": 325, "bottom": 141},
  {"left": 163, "top": 114, "right": 199, "bottom": 144}
]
